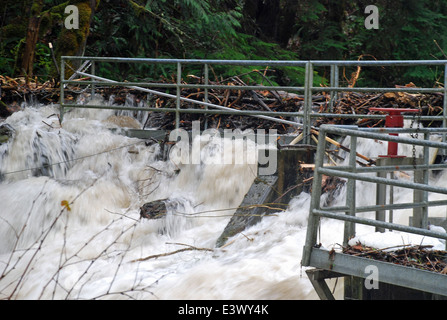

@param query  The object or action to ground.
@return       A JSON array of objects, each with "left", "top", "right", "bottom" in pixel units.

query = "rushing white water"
[{"left": 0, "top": 99, "right": 446, "bottom": 300}]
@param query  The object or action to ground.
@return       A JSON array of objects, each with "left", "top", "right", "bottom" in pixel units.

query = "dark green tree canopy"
[{"left": 1, "top": 0, "right": 447, "bottom": 86}]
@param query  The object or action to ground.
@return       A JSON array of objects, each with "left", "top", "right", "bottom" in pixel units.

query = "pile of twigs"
[
  {"left": 139, "top": 74, "right": 307, "bottom": 132},
  {"left": 145, "top": 77, "right": 446, "bottom": 132},
  {"left": 343, "top": 243, "right": 447, "bottom": 274},
  {"left": 0, "top": 75, "right": 59, "bottom": 107},
  {"left": 316, "top": 84, "right": 445, "bottom": 129}
]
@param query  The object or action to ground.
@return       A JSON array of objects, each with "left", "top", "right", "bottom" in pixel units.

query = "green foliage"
[
  {"left": 191, "top": 33, "right": 325, "bottom": 87},
  {"left": 86, "top": 0, "right": 314, "bottom": 86},
  {"left": 2, "top": 0, "right": 447, "bottom": 88},
  {"left": 337, "top": 0, "right": 447, "bottom": 86},
  {"left": 34, "top": 43, "right": 53, "bottom": 77}
]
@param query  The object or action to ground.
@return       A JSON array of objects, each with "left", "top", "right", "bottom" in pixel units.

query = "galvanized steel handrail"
[
  {"left": 302, "top": 124, "right": 447, "bottom": 268},
  {"left": 63, "top": 56, "right": 447, "bottom": 66},
  {"left": 60, "top": 57, "right": 447, "bottom": 145}
]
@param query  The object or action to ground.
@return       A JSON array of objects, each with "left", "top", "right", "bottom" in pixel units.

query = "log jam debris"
[{"left": 1, "top": 74, "right": 445, "bottom": 133}]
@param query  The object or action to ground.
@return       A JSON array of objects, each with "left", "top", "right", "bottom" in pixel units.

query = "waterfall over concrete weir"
[
  {"left": 2, "top": 100, "right": 444, "bottom": 300},
  {"left": 0, "top": 101, "right": 321, "bottom": 299}
]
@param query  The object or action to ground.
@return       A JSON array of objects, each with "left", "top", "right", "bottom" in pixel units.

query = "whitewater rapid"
[{"left": 0, "top": 99, "right": 445, "bottom": 300}]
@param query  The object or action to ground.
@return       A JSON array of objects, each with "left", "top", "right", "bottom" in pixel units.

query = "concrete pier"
[{"left": 215, "top": 140, "right": 315, "bottom": 247}]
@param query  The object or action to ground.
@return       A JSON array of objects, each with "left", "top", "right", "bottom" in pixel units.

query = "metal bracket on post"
[{"left": 306, "top": 269, "right": 344, "bottom": 300}]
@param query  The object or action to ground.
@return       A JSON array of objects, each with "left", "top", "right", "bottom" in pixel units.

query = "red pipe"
[{"left": 369, "top": 107, "right": 419, "bottom": 158}]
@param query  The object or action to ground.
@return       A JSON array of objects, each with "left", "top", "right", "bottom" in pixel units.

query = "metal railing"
[
  {"left": 60, "top": 57, "right": 447, "bottom": 144},
  {"left": 60, "top": 57, "right": 447, "bottom": 296},
  {"left": 302, "top": 124, "right": 447, "bottom": 268}
]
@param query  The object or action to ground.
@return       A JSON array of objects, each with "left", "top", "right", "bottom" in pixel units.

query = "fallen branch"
[
  {"left": 131, "top": 245, "right": 213, "bottom": 262},
  {"left": 311, "top": 129, "right": 375, "bottom": 166}
]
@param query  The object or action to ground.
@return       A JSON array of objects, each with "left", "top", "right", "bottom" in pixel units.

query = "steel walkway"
[{"left": 302, "top": 124, "right": 447, "bottom": 299}]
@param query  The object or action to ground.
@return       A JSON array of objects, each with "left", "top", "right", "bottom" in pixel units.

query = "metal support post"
[
  {"left": 176, "top": 62, "right": 181, "bottom": 129},
  {"left": 302, "top": 126, "right": 327, "bottom": 266},
  {"left": 442, "top": 63, "right": 447, "bottom": 155},
  {"left": 60, "top": 58, "right": 65, "bottom": 122},
  {"left": 344, "top": 134, "right": 357, "bottom": 245},
  {"left": 412, "top": 133, "right": 430, "bottom": 229},
  {"left": 303, "top": 62, "right": 313, "bottom": 145},
  {"left": 91, "top": 61, "right": 95, "bottom": 99},
  {"left": 306, "top": 269, "right": 343, "bottom": 300},
  {"left": 204, "top": 63, "right": 209, "bottom": 129},
  {"left": 329, "top": 64, "right": 339, "bottom": 112}
]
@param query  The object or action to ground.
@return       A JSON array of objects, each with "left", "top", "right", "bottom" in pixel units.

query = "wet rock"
[
  {"left": 0, "top": 123, "right": 15, "bottom": 144},
  {"left": 140, "top": 199, "right": 168, "bottom": 219},
  {"left": 0, "top": 100, "right": 12, "bottom": 118},
  {"left": 103, "top": 115, "right": 142, "bottom": 129}
]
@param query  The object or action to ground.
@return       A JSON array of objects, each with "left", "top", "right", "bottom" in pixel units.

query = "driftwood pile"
[
  {"left": 315, "top": 83, "right": 445, "bottom": 129},
  {"left": 343, "top": 243, "right": 447, "bottom": 274},
  {"left": 0, "top": 75, "right": 60, "bottom": 116},
  {"left": 1, "top": 74, "right": 445, "bottom": 133}
]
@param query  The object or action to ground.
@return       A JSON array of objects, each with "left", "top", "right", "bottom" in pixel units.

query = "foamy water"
[{"left": 0, "top": 100, "right": 445, "bottom": 300}]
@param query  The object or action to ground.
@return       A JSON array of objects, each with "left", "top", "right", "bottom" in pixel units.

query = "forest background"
[{"left": 2, "top": 0, "right": 447, "bottom": 89}]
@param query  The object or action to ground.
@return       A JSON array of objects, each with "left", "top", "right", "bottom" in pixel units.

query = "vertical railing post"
[
  {"left": 344, "top": 133, "right": 357, "bottom": 245},
  {"left": 91, "top": 60, "right": 95, "bottom": 100},
  {"left": 329, "top": 64, "right": 339, "bottom": 112},
  {"left": 176, "top": 62, "right": 181, "bottom": 129},
  {"left": 204, "top": 63, "right": 209, "bottom": 130},
  {"left": 375, "top": 158, "right": 387, "bottom": 232},
  {"left": 423, "top": 132, "right": 430, "bottom": 228},
  {"left": 60, "top": 57, "right": 65, "bottom": 123},
  {"left": 442, "top": 63, "right": 447, "bottom": 155},
  {"left": 410, "top": 132, "right": 430, "bottom": 230},
  {"left": 420, "top": 132, "right": 430, "bottom": 228},
  {"left": 303, "top": 62, "right": 313, "bottom": 145},
  {"left": 389, "top": 170, "right": 394, "bottom": 227},
  {"left": 302, "top": 125, "right": 327, "bottom": 266}
]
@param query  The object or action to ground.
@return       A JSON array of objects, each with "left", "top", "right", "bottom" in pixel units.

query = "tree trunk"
[
  {"left": 54, "top": 0, "right": 98, "bottom": 78},
  {"left": 21, "top": 0, "right": 44, "bottom": 78},
  {"left": 242, "top": 0, "right": 280, "bottom": 40}
]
